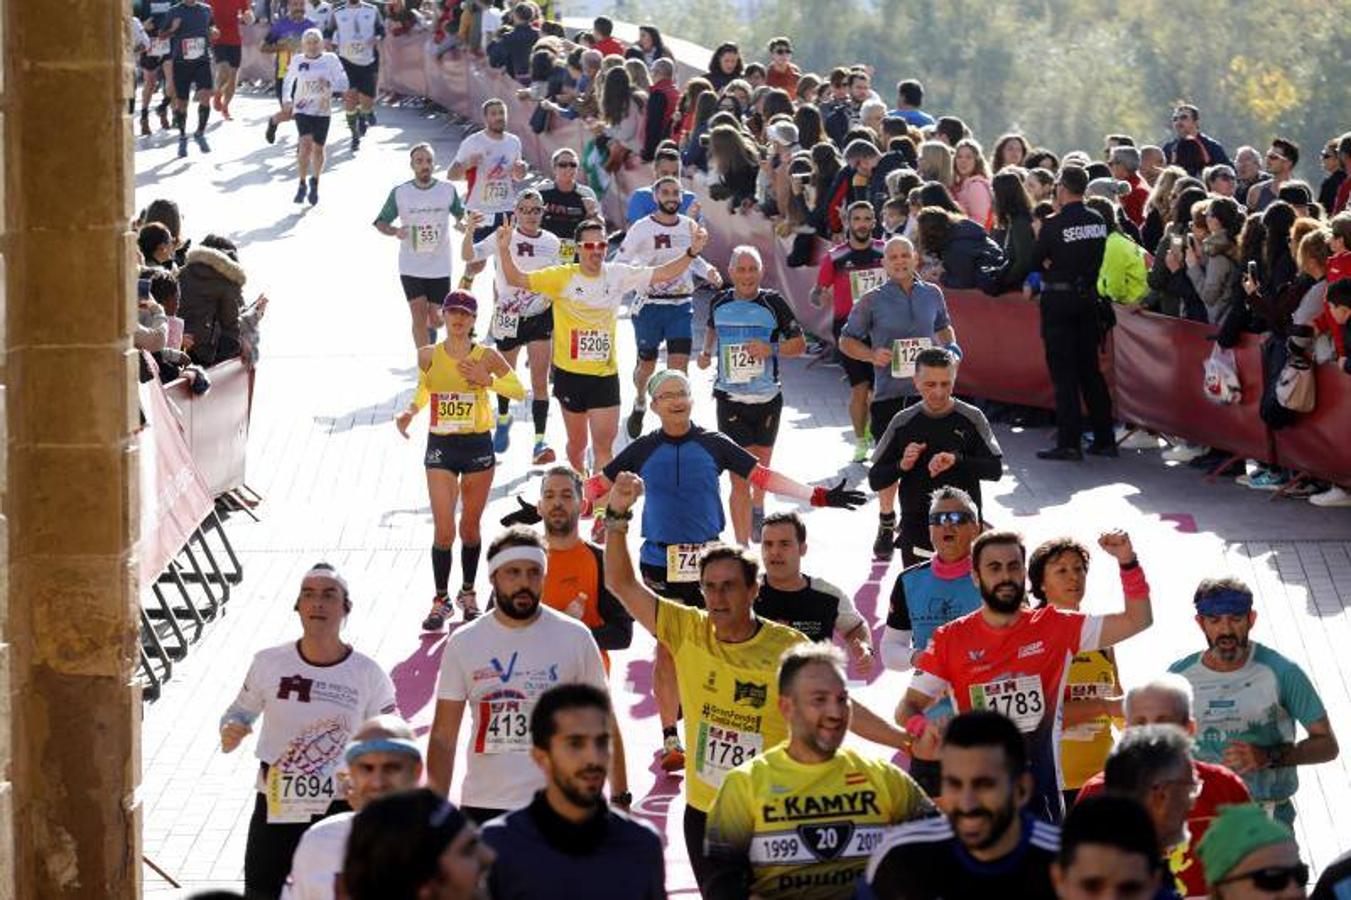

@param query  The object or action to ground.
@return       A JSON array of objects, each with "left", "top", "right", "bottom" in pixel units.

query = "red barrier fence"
[
  {"left": 235, "top": 28, "right": 1351, "bottom": 486},
  {"left": 163, "top": 359, "right": 251, "bottom": 497}
]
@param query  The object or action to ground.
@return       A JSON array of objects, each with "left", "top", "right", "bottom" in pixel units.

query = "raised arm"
[
  {"left": 1094, "top": 531, "right": 1154, "bottom": 649},
  {"left": 601, "top": 472, "right": 660, "bottom": 636},
  {"left": 492, "top": 218, "right": 532, "bottom": 288}
]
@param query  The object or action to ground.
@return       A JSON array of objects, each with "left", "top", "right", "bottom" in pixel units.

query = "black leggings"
[
  {"left": 684, "top": 805, "right": 714, "bottom": 893},
  {"left": 243, "top": 792, "right": 349, "bottom": 899}
]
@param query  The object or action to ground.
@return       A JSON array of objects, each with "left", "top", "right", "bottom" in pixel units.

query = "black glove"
[
  {"left": 499, "top": 496, "right": 542, "bottom": 527},
  {"left": 811, "top": 479, "right": 866, "bottom": 510}
]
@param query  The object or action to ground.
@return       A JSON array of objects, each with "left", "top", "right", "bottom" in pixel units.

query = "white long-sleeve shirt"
[
  {"left": 616, "top": 213, "right": 711, "bottom": 304},
  {"left": 282, "top": 51, "right": 349, "bottom": 116}
]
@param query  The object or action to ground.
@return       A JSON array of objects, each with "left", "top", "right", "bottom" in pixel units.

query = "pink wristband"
[
  {"left": 1120, "top": 563, "right": 1149, "bottom": 600},
  {"left": 904, "top": 714, "right": 928, "bottom": 738}
]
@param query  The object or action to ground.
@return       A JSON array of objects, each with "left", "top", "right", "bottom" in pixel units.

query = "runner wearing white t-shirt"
[
  {"left": 279, "top": 31, "right": 349, "bottom": 206},
  {"left": 449, "top": 99, "right": 528, "bottom": 288},
  {"left": 426, "top": 528, "right": 624, "bottom": 823},
  {"left": 329, "top": 0, "right": 383, "bottom": 151},
  {"left": 616, "top": 177, "right": 722, "bottom": 439},
  {"left": 220, "top": 563, "right": 398, "bottom": 899},
  {"left": 282, "top": 715, "right": 422, "bottom": 900},
  {"left": 374, "top": 142, "right": 467, "bottom": 349},
  {"left": 462, "top": 192, "right": 562, "bottom": 464}
]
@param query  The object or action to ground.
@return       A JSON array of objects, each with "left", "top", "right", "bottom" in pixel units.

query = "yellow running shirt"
[
  {"left": 525, "top": 262, "right": 653, "bottom": 377},
  {"left": 655, "top": 598, "right": 807, "bottom": 812},
  {"left": 1059, "top": 648, "right": 1121, "bottom": 790},
  {"left": 415, "top": 344, "right": 496, "bottom": 435},
  {"left": 706, "top": 745, "right": 936, "bottom": 899}
]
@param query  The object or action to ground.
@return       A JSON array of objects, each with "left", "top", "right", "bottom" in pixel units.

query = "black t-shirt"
[
  {"left": 169, "top": 1, "right": 214, "bottom": 61},
  {"left": 539, "top": 183, "right": 594, "bottom": 257},
  {"left": 861, "top": 814, "right": 1059, "bottom": 900},
  {"left": 753, "top": 576, "right": 859, "bottom": 643}
]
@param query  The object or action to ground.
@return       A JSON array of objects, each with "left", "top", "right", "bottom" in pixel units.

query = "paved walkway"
[{"left": 136, "top": 90, "right": 1351, "bottom": 896}]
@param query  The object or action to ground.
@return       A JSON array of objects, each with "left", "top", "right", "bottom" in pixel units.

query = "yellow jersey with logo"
[
  {"left": 526, "top": 262, "right": 653, "bottom": 377},
  {"left": 1059, "top": 648, "right": 1121, "bottom": 789},
  {"left": 706, "top": 745, "right": 935, "bottom": 899},
  {"left": 419, "top": 343, "right": 494, "bottom": 435},
  {"left": 655, "top": 598, "right": 807, "bottom": 811}
]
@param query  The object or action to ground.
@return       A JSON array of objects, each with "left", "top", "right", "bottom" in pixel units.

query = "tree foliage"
[{"left": 625, "top": 0, "right": 1349, "bottom": 182}]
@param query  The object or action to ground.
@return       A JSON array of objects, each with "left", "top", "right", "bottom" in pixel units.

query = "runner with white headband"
[
  {"left": 282, "top": 714, "right": 423, "bottom": 900},
  {"left": 426, "top": 527, "right": 628, "bottom": 824}
]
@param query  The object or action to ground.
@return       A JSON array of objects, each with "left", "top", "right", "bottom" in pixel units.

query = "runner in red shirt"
[
  {"left": 1075, "top": 674, "right": 1251, "bottom": 899},
  {"left": 211, "top": 0, "right": 253, "bottom": 119},
  {"left": 896, "top": 529, "right": 1153, "bottom": 825}
]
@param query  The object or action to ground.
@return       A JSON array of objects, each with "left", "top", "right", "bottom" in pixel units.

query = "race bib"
[
  {"left": 695, "top": 722, "right": 762, "bottom": 787},
  {"left": 569, "top": 328, "right": 611, "bottom": 363},
  {"left": 149, "top": 36, "right": 171, "bottom": 56},
  {"left": 429, "top": 391, "right": 476, "bottom": 434},
  {"left": 890, "top": 337, "right": 932, "bottom": 378},
  {"left": 477, "top": 697, "right": 532, "bottom": 754},
  {"left": 665, "top": 543, "right": 705, "bottom": 584},
  {"left": 1062, "top": 681, "right": 1116, "bottom": 741},
  {"left": 969, "top": 675, "right": 1045, "bottom": 732},
  {"left": 181, "top": 36, "right": 206, "bottom": 59},
  {"left": 558, "top": 239, "right": 578, "bottom": 263},
  {"left": 749, "top": 825, "right": 886, "bottom": 864},
  {"left": 342, "top": 41, "right": 366, "bottom": 58},
  {"left": 265, "top": 762, "right": 337, "bottom": 824},
  {"left": 492, "top": 308, "right": 519, "bottom": 339},
  {"left": 411, "top": 223, "right": 443, "bottom": 253},
  {"left": 482, "top": 179, "right": 511, "bottom": 206},
  {"left": 721, "top": 343, "right": 765, "bottom": 384},
  {"left": 848, "top": 268, "right": 885, "bottom": 303}
]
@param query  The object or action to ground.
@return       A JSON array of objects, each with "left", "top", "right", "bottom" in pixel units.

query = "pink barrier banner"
[
  {"left": 163, "top": 359, "right": 252, "bottom": 498},
  {"left": 1112, "top": 309, "right": 1272, "bottom": 463},
  {"left": 139, "top": 367, "right": 215, "bottom": 591},
  {"left": 241, "top": 24, "right": 1351, "bottom": 484}
]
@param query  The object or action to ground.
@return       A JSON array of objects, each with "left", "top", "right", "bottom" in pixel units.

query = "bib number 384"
[{"left": 969, "top": 675, "right": 1045, "bottom": 732}]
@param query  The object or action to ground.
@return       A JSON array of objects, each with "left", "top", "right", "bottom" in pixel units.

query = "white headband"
[
  {"left": 487, "top": 545, "right": 547, "bottom": 575},
  {"left": 303, "top": 566, "right": 349, "bottom": 593}
]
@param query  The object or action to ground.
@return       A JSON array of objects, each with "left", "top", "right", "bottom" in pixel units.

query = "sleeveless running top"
[{"left": 421, "top": 343, "right": 494, "bottom": 435}]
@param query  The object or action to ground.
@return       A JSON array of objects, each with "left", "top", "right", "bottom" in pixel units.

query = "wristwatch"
[{"left": 611, "top": 791, "right": 633, "bottom": 807}]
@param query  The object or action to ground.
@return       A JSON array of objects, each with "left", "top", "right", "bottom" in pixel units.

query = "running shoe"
[
  {"left": 626, "top": 406, "right": 646, "bottom": 440},
  {"left": 852, "top": 436, "right": 871, "bottom": 464},
  {"left": 421, "top": 594, "right": 453, "bottom": 631},
  {"left": 493, "top": 413, "right": 512, "bottom": 453},
  {"left": 591, "top": 514, "right": 607, "bottom": 546},
  {"left": 456, "top": 588, "right": 480, "bottom": 621},
  {"left": 194, "top": 132, "right": 210, "bottom": 153},
  {"left": 157, "top": 105, "right": 171, "bottom": 131},
  {"left": 1162, "top": 442, "right": 1208, "bottom": 463},
  {"left": 350, "top": 133, "right": 360, "bottom": 153},
  {"left": 872, "top": 522, "right": 895, "bottom": 561},
  {"left": 307, "top": 177, "right": 318, "bottom": 206},
  {"left": 1236, "top": 468, "right": 1289, "bottom": 491},
  {"left": 532, "top": 441, "right": 556, "bottom": 465},
  {"left": 1310, "top": 485, "right": 1351, "bottom": 507},
  {"left": 659, "top": 735, "right": 686, "bottom": 773},
  {"left": 177, "top": 135, "right": 188, "bottom": 158},
  {"left": 265, "top": 118, "right": 277, "bottom": 144},
  {"left": 140, "top": 110, "right": 151, "bottom": 137},
  {"left": 750, "top": 506, "right": 765, "bottom": 544},
  {"left": 293, "top": 181, "right": 307, "bottom": 204}
]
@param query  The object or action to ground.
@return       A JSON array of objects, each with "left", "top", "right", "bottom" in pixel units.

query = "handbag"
[
  {"left": 1274, "top": 350, "right": 1315, "bottom": 413},
  {"left": 1203, "top": 345, "right": 1241, "bottom": 405}
]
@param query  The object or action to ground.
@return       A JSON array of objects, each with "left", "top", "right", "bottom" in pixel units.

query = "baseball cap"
[
  {"left": 441, "top": 290, "right": 478, "bottom": 314},
  {"left": 1196, "top": 804, "right": 1296, "bottom": 887}
]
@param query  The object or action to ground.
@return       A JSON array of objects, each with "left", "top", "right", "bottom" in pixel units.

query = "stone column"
[{"left": 3, "top": 1, "right": 142, "bottom": 896}]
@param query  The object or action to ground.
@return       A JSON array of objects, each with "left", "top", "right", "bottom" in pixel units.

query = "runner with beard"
[
  {"left": 895, "top": 530, "right": 1154, "bottom": 825},
  {"left": 1167, "top": 577, "right": 1338, "bottom": 827},
  {"left": 450, "top": 99, "right": 528, "bottom": 288},
  {"left": 812, "top": 202, "right": 885, "bottom": 464},
  {"left": 426, "top": 528, "right": 617, "bottom": 825},
  {"left": 859, "top": 711, "right": 1061, "bottom": 900},
  {"left": 480, "top": 685, "right": 664, "bottom": 898}
]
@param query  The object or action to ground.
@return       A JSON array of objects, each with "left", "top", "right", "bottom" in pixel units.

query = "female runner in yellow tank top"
[
  {"left": 1027, "top": 536, "right": 1126, "bottom": 810},
  {"left": 396, "top": 290, "right": 524, "bottom": 631}
]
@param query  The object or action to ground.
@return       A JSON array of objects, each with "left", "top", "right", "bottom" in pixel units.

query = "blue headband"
[
  {"left": 344, "top": 737, "right": 423, "bottom": 766},
  {"left": 1195, "top": 589, "right": 1253, "bottom": 616}
]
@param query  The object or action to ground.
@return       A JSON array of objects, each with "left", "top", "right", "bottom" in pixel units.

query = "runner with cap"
[
  {"left": 1168, "top": 577, "right": 1339, "bottom": 827},
  {"left": 426, "top": 527, "right": 625, "bottom": 825},
  {"left": 1196, "top": 804, "right": 1310, "bottom": 899},
  {"left": 591, "top": 370, "right": 866, "bottom": 772},
  {"left": 282, "top": 714, "right": 423, "bottom": 900},
  {"left": 219, "top": 563, "right": 398, "bottom": 900},
  {"left": 461, "top": 194, "right": 562, "bottom": 462},
  {"left": 395, "top": 290, "right": 524, "bottom": 631}
]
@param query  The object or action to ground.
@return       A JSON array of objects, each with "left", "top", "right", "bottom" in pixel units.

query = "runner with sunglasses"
[
  {"left": 867, "top": 347, "right": 1002, "bottom": 567},
  {"left": 1197, "top": 804, "right": 1310, "bottom": 900},
  {"left": 539, "top": 148, "right": 599, "bottom": 265},
  {"left": 462, "top": 191, "right": 561, "bottom": 463}
]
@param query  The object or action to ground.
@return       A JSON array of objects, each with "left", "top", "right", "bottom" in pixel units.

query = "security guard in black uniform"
[{"left": 1031, "top": 165, "right": 1117, "bottom": 461}]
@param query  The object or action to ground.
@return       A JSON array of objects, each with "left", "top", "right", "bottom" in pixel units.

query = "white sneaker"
[
  {"left": 1309, "top": 485, "right": 1351, "bottom": 507},
  {"left": 1116, "top": 426, "right": 1163, "bottom": 450},
  {"left": 1162, "top": 442, "right": 1208, "bottom": 463}
]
